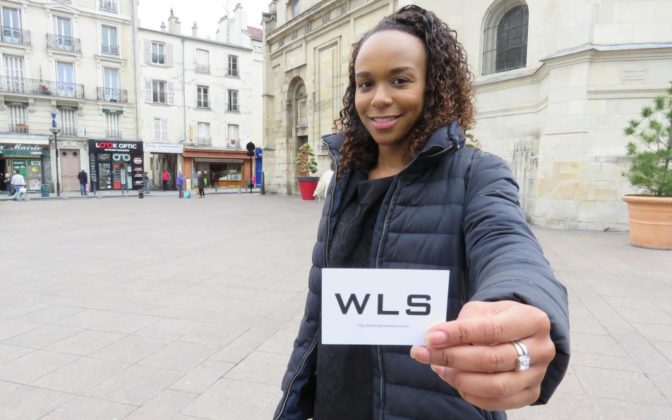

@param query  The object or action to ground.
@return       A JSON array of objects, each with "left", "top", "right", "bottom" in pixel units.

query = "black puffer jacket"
[{"left": 274, "top": 122, "right": 570, "bottom": 420}]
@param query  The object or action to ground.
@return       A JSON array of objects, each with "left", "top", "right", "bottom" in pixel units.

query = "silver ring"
[{"left": 511, "top": 340, "right": 530, "bottom": 371}]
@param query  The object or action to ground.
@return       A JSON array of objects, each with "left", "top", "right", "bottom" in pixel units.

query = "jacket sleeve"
[{"left": 462, "top": 151, "right": 570, "bottom": 405}]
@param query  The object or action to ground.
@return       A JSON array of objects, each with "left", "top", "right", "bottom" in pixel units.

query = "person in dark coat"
[
  {"left": 77, "top": 170, "right": 88, "bottom": 195},
  {"left": 275, "top": 6, "right": 569, "bottom": 420},
  {"left": 197, "top": 170, "right": 205, "bottom": 198}
]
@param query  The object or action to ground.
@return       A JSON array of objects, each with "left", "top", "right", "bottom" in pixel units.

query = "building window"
[
  {"left": 3, "top": 55, "right": 24, "bottom": 92},
  {"left": 197, "top": 122, "right": 210, "bottom": 144},
  {"left": 197, "top": 85, "right": 209, "bottom": 109},
  {"left": 8, "top": 104, "right": 27, "bottom": 133},
  {"left": 227, "top": 89, "right": 239, "bottom": 112},
  {"left": 56, "top": 61, "right": 75, "bottom": 97},
  {"left": 153, "top": 118, "right": 167, "bottom": 141},
  {"left": 106, "top": 112, "right": 121, "bottom": 138},
  {"left": 151, "top": 42, "right": 165, "bottom": 64},
  {"left": 289, "top": 0, "right": 301, "bottom": 19},
  {"left": 101, "top": 25, "right": 119, "bottom": 55},
  {"left": 227, "top": 124, "right": 239, "bottom": 148},
  {"left": 295, "top": 84, "right": 307, "bottom": 128},
  {"left": 227, "top": 55, "right": 239, "bottom": 77},
  {"left": 99, "top": 0, "right": 117, "bottom": 13},
  {"left": 482, "top": 1, "right": 529, "bottom": 75},
  {"left": 195, "top": 49, "right": 209, "bottom": 73},
  {"left": 152, "top": 80, "right": 166, "bottom": 104},
  {"left": 59, "top": 107, "right": 77, "bottom": 136},
  {"left": 1, "top": 6, "right": 25, "bottom": 45}
]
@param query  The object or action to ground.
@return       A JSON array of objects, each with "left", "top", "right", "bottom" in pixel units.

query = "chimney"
[
  {"left": 234, "top": 3, "right": 247, "bottom": 31},
  {"left": 192, "top": 22, "right": 198, "bottom": 37},
  {"left": 168, "top": 8, "right": 181, "bottom": 35},
  {"left": 216, "top": 15, "right": 229, "bottom": 42},
  {"left": 160, "top": 21, "right": 166, "bottom": 32}
]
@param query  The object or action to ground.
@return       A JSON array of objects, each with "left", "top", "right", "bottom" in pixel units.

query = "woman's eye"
[
  {"left": 357, "top": 81, "right": 372, "bottom": 90},
  {"left": 392, "top": 78, "right": 410, "bottom": 86}
]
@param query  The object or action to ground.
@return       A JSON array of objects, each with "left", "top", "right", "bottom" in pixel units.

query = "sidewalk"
[{"left": 0, "top": 187, "right": 261, "bottom": 201}]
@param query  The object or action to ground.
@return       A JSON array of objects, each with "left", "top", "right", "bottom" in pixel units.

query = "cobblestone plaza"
[{"left": 1, "top": 195, "right": 671, "bottom": 419}]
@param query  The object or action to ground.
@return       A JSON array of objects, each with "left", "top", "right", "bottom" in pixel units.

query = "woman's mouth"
[{"left": 369, "top": 115, "right": 401, "bottom": 130}]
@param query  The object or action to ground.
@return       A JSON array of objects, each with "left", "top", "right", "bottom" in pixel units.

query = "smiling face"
[{"left": 354, "top": 30, "right": 427, "bottom": 151}]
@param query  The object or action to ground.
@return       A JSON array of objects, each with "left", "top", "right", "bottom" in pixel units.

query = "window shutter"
[
  {"left": 145, "top": 79, "right": 152, "bottom": 102},
  {"left": 144, "top": 40, "right": 151, "bottom": 64},
  {"left": 167, "top": 82, "right": 174, "bottom": 105},
  {"left": 166, "top": 43, "right": 173, "bottom": 67}
]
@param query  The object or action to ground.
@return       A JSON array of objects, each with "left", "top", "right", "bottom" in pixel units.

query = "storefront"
[
  {"left": 88, "top": 140, "right": 144, "bottom": 191},
  {"left": 182, "top": 147, "right": 253, "bottom": 189},
  {"left": 0, "top": 140, "right": 50, "bottom": 191},
  {"left": 145, "top": 142, "right": 183, "bottom": 190}
]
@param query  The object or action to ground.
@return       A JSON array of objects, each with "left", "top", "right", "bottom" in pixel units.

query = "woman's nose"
[{"left": 371, "top": 86, "right": 393, "bottom": 108}]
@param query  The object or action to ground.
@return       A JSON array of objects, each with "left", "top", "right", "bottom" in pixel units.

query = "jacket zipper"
[
  {"left": 274, "top": 332, "right": 320, "bottom": 419},
  {"left": 276, "top": 141, "right": 339, "bottom": 419},
  {"left": 373, "top": 142, "right": 455, "bottom": 417}
]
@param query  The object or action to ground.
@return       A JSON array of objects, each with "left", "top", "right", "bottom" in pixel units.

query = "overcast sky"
[{"left": 138, "top": 0, "right": 268, "bottom": 38}]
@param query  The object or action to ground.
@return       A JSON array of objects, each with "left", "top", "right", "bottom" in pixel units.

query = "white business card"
[{"left": 321, "top": 268, "right": 449, "bottom": 345}]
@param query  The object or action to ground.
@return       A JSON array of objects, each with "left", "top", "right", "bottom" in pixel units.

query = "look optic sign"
[{"left": 93, "top": 142, "right": 140, "bottom": 153}]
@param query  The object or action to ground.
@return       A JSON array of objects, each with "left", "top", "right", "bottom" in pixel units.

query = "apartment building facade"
[
  {"left": 138, "top": 5, "right": 264, "bottom": 190},
  {"left": 0, "top": 0, "right": 139, "bottom": 193},
  {"left": 262, "top": 0, "right": 672, "bottom": 230}
]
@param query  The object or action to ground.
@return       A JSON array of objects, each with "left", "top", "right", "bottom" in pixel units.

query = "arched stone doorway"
[{"left": 286, "top": 77, "right": 308, "bottom": 194}]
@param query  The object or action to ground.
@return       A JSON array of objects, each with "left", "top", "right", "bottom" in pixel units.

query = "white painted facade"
[
  {"left": 0, "top": 0, "right": 138, "bottom": 192},
  {"left": 137, "top": 6, "right": 264, "bottom": 188},
  {"left": 262, "top": 0, "right": 672, "bottom": 230}
]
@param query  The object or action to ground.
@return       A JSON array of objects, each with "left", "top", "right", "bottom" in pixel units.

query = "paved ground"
[{"left": 0, "top": 195, "right": 670, "bottom": 419}]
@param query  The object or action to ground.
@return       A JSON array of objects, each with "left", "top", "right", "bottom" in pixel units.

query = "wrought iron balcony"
[
  {"left": 100, "top": 0, "right": 118, "bottom": 13},
  {"left": 0, "top": 76, "right": 85, "bottom": 99},
  {"left": 196, "top": 137, "right": 211, "bottom": 146},
  {"left": 1, "top": 27, "right": 31, "bottom": 46},
  {"left": 152, "top": 54, "right": 166, "bottom": 64},
  {"left": 97, "top": 87, "right": 128, "bottom": 103},
  {"left": 101, "top": 44, "right": 119, "bottom": 56},
  {"left": 46, "top": 34, "right": 81, "bottom": 53},
  {"left": 9, "top": 123, "right": 29, "bottom": 134},
  {"left": 106, "top": 129, "right": 122, "bottom": 139},
  {"left": 195, "top": 64, "right": 210, "bottom": 74}
]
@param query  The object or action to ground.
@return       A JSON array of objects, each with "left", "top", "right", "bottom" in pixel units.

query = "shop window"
[
  {"left": 227, "top": 55, "right": 239, "bottom": 77},
  {"left": 154, "top": 118, "right": 167, "bottom": 141},
  {"left": 106, "top": 112, "right": 121, "bottom": 138},
  {"left": 59, "top": 107, "right": 77, "bottom": 136},
  {"left": 482, "top": 0, "right": 529, "bottom": 75},
  {"left": 228, "top": 89, "right": 239, "bottom": 112},
  {"left": 197, "top": 85, "right": 209, "bottom": 109},
  {"left": 8, "top": 104, "right": 27, "bottom": 133}
]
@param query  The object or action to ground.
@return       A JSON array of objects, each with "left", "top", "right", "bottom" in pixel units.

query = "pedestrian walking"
[
  {"left": 143, "top": 172, "right": 150, "bottom": 194},
  {"left": 10, "top": 170, "right": 26, "bottom": 201},
  {"left": 275, "top": 6, "right": 569, "bottom": 420},
  {"left": 210, "top": 171, "right": 218, "bottom": 192},
  {"left": 176, "top": 172, "right": 184, "bottom": 198},
  {"left": 162, "top": 169, "right": 171, "bottom": 191},
  {"left": 197, "top": 171, "right": 205, "bottom": 198},
  {"left": 77, "top": 170, "right": 88, "bottom": 196}
]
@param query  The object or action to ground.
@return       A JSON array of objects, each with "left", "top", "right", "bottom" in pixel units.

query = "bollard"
[{"left": 138, "top": 190, "right": 144, "bottom": 199}]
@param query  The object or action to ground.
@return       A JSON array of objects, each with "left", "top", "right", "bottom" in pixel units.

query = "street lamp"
[{"left": 50, "top": 112, "right": 61, "bottom": 197}]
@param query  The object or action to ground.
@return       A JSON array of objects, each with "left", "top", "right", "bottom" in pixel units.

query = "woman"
[{"left": 275, "top": 6, "right": 569, "bottom": 420}]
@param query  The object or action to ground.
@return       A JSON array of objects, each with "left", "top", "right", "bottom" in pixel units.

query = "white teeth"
[{"left": 371, "top": 116, "right": 397, "bottom": 122}]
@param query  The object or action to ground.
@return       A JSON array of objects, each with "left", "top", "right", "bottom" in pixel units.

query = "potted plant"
[
  {"left": 622, "top": 83, "right": 672, "bottom": 249},
  {"left": 296, "top": 143, "right": 319, "bottom": 200}
]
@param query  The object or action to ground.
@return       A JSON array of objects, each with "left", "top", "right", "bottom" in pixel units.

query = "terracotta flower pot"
[{"left": 622, "top": 195, "right": 672, "bottom": 250}]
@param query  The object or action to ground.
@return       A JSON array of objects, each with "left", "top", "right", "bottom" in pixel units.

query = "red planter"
[{"left": 298, "top": 176, "right": 319, "bottom": 200}]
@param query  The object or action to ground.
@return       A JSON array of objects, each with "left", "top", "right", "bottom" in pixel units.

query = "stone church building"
[{"left": 261, "top": 0, "right": 672, "bottom": 230}]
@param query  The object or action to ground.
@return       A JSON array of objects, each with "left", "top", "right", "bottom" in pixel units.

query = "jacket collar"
[{"left": 321, "top": 121, "right": 465, "bottom": 166}]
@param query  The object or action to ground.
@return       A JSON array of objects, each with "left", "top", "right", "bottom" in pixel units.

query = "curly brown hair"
[{"left": 335, "top": 5, "right": 475, "bottom": 176}]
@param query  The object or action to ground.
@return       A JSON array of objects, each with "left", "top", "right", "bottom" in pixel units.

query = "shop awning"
[{"left": 193, "top": 158, "right": 244, "bottom": 163}]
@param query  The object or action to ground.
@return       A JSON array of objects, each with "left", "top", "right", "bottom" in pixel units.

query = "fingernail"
[
  {"left": 427, "top": 331, "right": 448, "bottom": 346},
  {"left": 410, "top": 345, "right": 430, "bottom": 363},
  {"left": 430, "top": 364, "right": 445, "bottom": 375}
]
